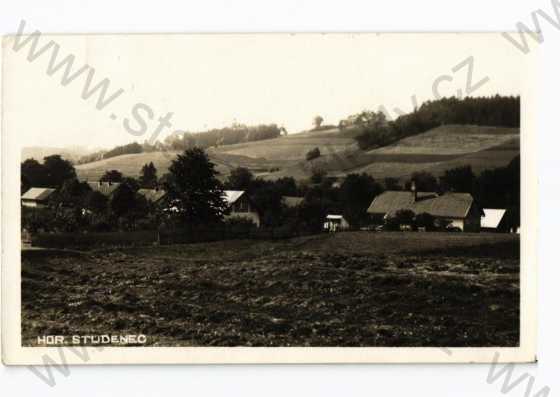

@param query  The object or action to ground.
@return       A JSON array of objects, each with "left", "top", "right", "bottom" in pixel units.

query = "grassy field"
[
  {"left": 22, "top": 232, "right": 519, "bottom": 347},
  {"left": 264, "top": 125, "right": 519, "bottom": 180}
]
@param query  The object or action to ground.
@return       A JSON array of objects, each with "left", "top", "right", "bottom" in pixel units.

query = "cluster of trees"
[
  {"left": 21, "top": 155, "right": 77, "bottom": 192},
  {"left": 22, "top": 158, "right": 163, "bottom": 233},
  {"left": 354, "top": 96, "right": 520, "bottom": 150},
  {"left": 223, "top": 166, "right": 384, "bottom": 232}
]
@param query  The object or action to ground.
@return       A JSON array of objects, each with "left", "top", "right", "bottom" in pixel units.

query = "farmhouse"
[
  {"left": 367, "top": 187, "right": 483, "bottom": 232},
  {"left": 87, "top": 181, "right": 121, "bottom": 196},
  {"left": 21, "top": 187, "right": 56, "bottom": 208},
  {"left": 224, "top": 190, "right": 261, "bottom": 227},
  {"left": 324, "top": 214, "right": 350, "bottom": 232}
]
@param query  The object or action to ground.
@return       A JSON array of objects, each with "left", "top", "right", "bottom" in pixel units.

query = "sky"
[{"left": 2, "top": 33, "right": 529, "bottom": 150}]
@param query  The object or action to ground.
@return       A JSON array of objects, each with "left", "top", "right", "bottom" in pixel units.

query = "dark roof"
[
  {"left": 137, "top": 188, "right": 166, "bottom": 203},
  {"left": 282, "top": 196, "right": 305, "bottom": 208},
  {"left": 87, "top": 181, "right": 121, "bottom": 196},
  {"left": 367, "top": 191, "right": 475, "bottom": 219},
  {"left": 21, "top": 187, "right": 56, "bottom": 201}
]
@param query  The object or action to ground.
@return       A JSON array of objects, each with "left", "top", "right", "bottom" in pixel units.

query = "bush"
[
  {"left": 306, "top": 147, "right": 321, "bottom": 161},
  {"left": 415, "top": 212, "right": 436, "bottom": 231},
  {"left": 385, "top": 209, "right": 416, "bottom": 231}
]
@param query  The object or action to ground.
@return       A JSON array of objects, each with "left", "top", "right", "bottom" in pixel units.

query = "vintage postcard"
[{"left": 1, "top": 31, "right": 537, "bottom": 364}]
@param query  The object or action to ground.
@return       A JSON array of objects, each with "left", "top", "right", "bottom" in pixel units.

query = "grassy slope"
[
  {"left": 265, "top": 124, "right": 519, "bottom": 180},
  {"left": 75, "top": 124, "right": 519, "bottom": 181},
  {"left": 210, "top": 127, "right": 361, "bottom": 161}
]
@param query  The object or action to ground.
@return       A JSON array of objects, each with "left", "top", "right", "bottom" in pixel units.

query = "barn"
[
  {"left": 21, "top": 187, "right": 56, "bottom": 208},
  {"left": 367, "top": 188, "right": 483, "bottom": 232}
]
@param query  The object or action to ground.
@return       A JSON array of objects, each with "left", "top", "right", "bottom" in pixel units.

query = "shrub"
[
  {"left": 415, "top": 212, "right": 436, "bottom": 231},
  {"left": 306, "top": 147, "right": 321, "bottom": 161},
  {"left": 385, "top": 209, "right": 416, "bottom": 231}
]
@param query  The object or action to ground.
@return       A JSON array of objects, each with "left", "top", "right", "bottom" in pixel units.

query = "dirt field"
[{"left": 21, "top": 232, "right": 519, "bottom": 347}]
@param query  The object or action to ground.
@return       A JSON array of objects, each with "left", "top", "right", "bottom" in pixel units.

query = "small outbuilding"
[
  {"left": 324, "top": 214, "right": 350, "bottom": 232},
  {"left": 481, "top": 208, "right": 519, "bottom": 233}
]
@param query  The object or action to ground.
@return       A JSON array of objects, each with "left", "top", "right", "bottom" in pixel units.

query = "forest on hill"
[{"left": 353, "top": 95, "right": 520, "bottom": 150}]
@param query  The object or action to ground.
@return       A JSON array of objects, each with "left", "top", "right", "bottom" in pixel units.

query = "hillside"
[
  {"left": 264, "top": 125, "right": 519, "bottom": 180},
  {"left": 75, "top": 124, "right": 519, "bottom": 182},
  {"left": 75, "top": 127, "right": 359, "bottom": 180}
]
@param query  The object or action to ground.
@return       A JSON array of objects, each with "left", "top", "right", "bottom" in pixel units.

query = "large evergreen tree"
[
  {"left": 340, "top": 173, "right": 383, "bottom": 227},
  {"left": 164, "top": 148, "right": 227, "bottom": 225},
  {"left": 139, "top": 162, "right": 158, "bottom": 188}
]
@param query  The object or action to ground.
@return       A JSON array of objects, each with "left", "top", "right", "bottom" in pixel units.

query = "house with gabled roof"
[
  {"left": 367, "top": 185, "right": 483, "bottom": 232},
  {"left": 223, "top": 190, "right": 261, "bottom": 227},
  {"left": 21, "top": 187, "right": 56, "bottom": 208},
  {"left": 87, "top": 181, "right": 121, "bottom": 196}
]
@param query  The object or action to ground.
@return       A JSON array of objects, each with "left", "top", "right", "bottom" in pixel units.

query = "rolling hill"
[{"left": 74, "top": 124, "right": 519, "bottom": 182}]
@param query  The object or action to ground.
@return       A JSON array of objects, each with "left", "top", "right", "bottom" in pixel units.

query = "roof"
[
  {"left": 282, "top": 196, "right": 305, "bottom": 208},
  {"left": 481, "top": 208, "right": 507, "bottom": 228},
  {"left": 367, "top": 191, "right": 475, "bottom": 219},
  {"left": 87, "top": 181, "right": 121, "bottom": 196},
  {"left": 137, "top": 188, "right": 166, "bottom": 203},
  {"left": 326, "top": 214, "right": 344, "bottom": 220},
  {"left": 21, "top": 187, "right": 56, "bottom": 201},
  {"left": 223, "top": 190, "right": 245, "bottom": 205}
]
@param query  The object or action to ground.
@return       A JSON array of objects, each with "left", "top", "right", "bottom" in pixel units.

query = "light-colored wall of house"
[
  {"left": 22, "top": 200, "right": 40, "bottom": 208},
  {"left": 449, "top": 218, "right": 464, "bottom": 230}
]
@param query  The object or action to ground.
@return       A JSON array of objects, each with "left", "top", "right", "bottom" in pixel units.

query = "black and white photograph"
[{"left": 2, "top": 32, "right": 536, "bottom": 364}]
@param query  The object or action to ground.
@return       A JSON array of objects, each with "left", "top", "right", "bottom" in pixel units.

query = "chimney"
[{"left": 411, "top": 181, "right": 417, "bottom": 202}]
